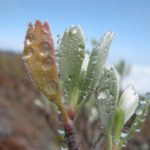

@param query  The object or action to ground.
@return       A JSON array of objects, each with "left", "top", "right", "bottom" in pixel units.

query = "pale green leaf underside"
[
  {"left": 96, "top": 66, "right": 119, "bottom": 130},
  {"left": 78, "top": 32, "right": 114, "bottom": 105},
  {"left": 59, "top": 26, "right": 86, "bottom": 100}
]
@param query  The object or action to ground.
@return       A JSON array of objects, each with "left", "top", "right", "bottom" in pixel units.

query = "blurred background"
[{"left": 0, "top": 0, "right": 150, "bottom": 149}]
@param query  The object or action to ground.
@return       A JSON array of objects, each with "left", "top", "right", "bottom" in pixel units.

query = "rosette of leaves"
[
  {"left": 59, "top": 29, "right": 114, "bottom": 112},
  {"left": 23, "top": 20, "right": 114, "bottom": 121}
]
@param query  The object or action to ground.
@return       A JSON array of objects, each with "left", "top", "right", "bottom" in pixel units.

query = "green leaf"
[
  {"left": 59, "top": 26, "right": 86, "bottom": 102},
  {"left": 95, "top": 66, "right": 119, "bottom": 130},
  {"left": 78, "top": 32, "right": 114, "bottom": 106}
]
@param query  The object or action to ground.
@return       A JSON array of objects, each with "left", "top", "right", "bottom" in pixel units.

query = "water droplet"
[
  {"left": 136, "top": 109, "right": 142, "bottom": 116},
  {"left": 60, "top": 144, "right": 68, "bottom": 150},
  {"left": 135, "top": 128, "right": 141, "bottom": 132},
  {"left": 26, "top": 34, "right": 35, "bottom": 42},
  {"left": 92, "top": 60, "right": 96, "bottom": 64},
  {"left": 141, "top": 118, "right": 145, "bottom": 122},
  {"left": 78, "top": 48, "right": 82, "bottom": 52},
  {"left": 140, "top": 100, "right": 146, "bottom": 105},
  {"left": 60, "top": 138, "right": 67, "bottom": 150},
  {"left": 58, "top": 129, "right": 65, "bottom": 135},
  {"left": 97, "top": 92, "right": 107, "bottom": 100},
  {"left": 25, "top": 39, "right": 32, "bottom": 45},
  {"left": 23, "top": 48, "right": 33, "bottom": 60},
  {"left": 72, "top": 29, "right": 77, "bottom": 34},
  {"left": 68, "top": 75, "right": 72, "bottom": 81},
  {"left": 122, "top": 144, "right": 127, "bottom": 147},
  {"left": 42, "top": 56, "right": 54, "bottom": 70},
  {"left": 121, "top": 132, "right": 127, "bottom": 138},
  {"left": 40, "top": 41, "right": 50, "bottom": 56},
  {"left": 83, "top": 95, "right": 86, "bottom": 100},
  {"left": 79, "top": 43, "right": 85, "bottom": 49}
]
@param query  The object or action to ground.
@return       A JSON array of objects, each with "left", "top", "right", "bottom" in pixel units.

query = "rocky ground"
[{"left": 0, "top": 51, "right": 149, "bottom": 150}]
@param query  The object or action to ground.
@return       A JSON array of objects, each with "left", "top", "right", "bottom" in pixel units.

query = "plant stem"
[
  {"left": 64, "top": 119, "right": 79, "bottom": 150},
  {"left": 106, "top": 132, "right": 112, "bottom": 150}
]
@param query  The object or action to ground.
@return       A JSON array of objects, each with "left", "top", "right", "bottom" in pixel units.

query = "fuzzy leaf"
[
  {"left": 59, "top": 26, "right": 85, "bottom": 101},
  {"left": 78, "top": 32, "right": 114, "bottom": 105},
  {"left": 23, "top": 20, "right": 67, "bottom": 119},
  {"left": 95, "top": 66, "right": 119, "bottom": 130}
]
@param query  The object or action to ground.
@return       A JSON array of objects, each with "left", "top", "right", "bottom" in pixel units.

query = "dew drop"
[
  {"left": 72, "top": 29, "right": 77, "bottom": 34},
  {"left": 40, "top": 41, "right": 50, "bottom": 56},
  {"left": 140, "top": 100, "right": 146, "bottom": 105},
  {"left": 60, "top": 145, "right": 68, "bottom": 150},
  {"left": 122, "top": 144, "right": 127, "bottom": 148},
  {"left": 68, "top": 75, "right": 72, "bottom": 81},
  {"left": 78, "top": 48, "right": 82, "bottom": 52},
  {"left": 97, "top": 92, "right": 107, "bottom": 100},
  {"left": 121, "top": 132, "right": 127, "bottom": 138},
  {"left": 92, "top": 60, "right": 96, "bottom": 64},
  {"left": 136, "top": 109, "right": 142, "bottom": 116},
  {"left": 26, "top": 34, "right": 35, "bottom": 42},
  {"left": 83, "top": 95, "right": 86, "bottom": 100},
  {"left": 42, "top": 56, "right": 54, "bottom": 70},
  {"left": 58, "top": 129, "right": 65, "bottom": 136},
  {"left": 23, "top": 48, "right": 33, "bottom": 60},
  {"left": 60, "top": 140, "right": 68, "bottom": 150},
  {"left": 79, "top": 43, "right": 85, "bottom": 49},
  {"left": 25, "top": 39, "right": 32, "bottom": 46},
  {"left": 135, "top": 128, "right": 141, "bottom": 132}
]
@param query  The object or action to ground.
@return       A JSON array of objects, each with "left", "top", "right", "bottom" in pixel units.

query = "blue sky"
[{"left": 0, "top": 0, "right": 150, "bottom": 65}]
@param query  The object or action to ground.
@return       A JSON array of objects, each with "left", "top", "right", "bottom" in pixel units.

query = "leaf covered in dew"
[
  {"left": 59, "top": 26, "right": 86, "bottom": 101},
  {"left": 122, "top": 93, "right": 150, "bottom": 144},
  {"left": 78, "top": 32, "right": 114, "bottom": 105},
  {"left": 23, "top": 20, "right": 64, "bottom": 110},
  {"left": 95, "top": 66, "right": 119, "bottom": 130}
]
